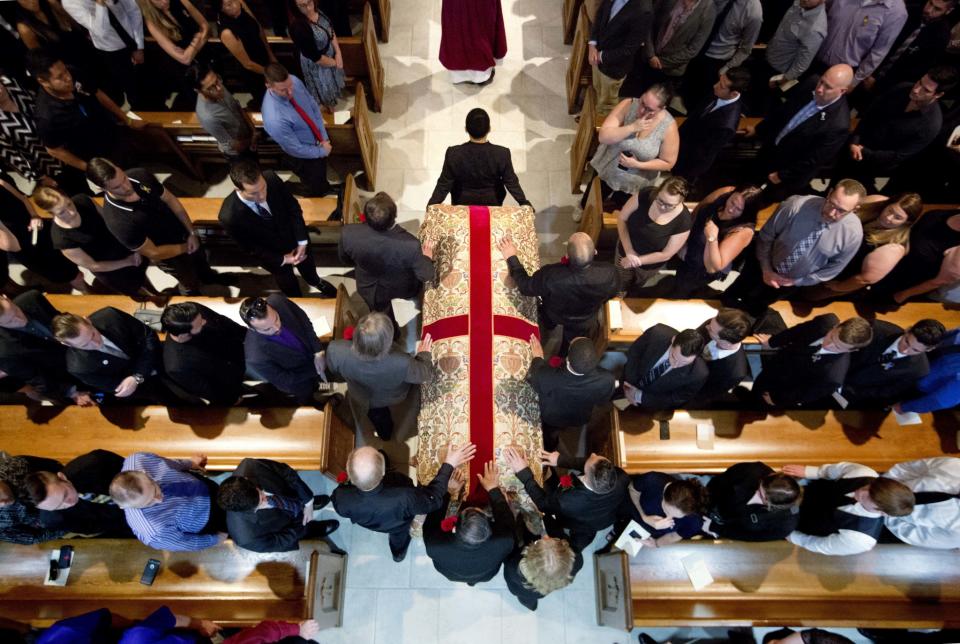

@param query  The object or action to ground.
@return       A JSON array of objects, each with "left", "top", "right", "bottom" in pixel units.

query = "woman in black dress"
[
  {"left": 671, "top": 184, "right": 761, "bottom": 298},
  {"left": 33, "top": 186, "right": 155, "bottom": 296},
  {"left": 875, "top": 207, "right": 960, "bottom": 304},
  {"left": 218, "top": 0, "right": 277, "bottom": 103},
  {"left": 619, "top": 472, "right": 707, "bottom": 548},
  {"left": 14, "top": 0, "right": 95, "bottom": 71},
  {"left": 137, "top": 0, "right": 210, "bottom": 108}
]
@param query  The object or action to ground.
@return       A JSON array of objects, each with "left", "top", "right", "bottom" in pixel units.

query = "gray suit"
[
  {"left": 324, "top": 340, "right": 433, "bottom": 410},
  {"left": 643, "top": 0, "right": 716, "bottom": 77}
]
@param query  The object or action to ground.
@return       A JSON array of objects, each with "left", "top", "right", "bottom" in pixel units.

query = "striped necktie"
[
  {"left": 267, "top": 493, "right": 302, "bottom": 517},
  {"left": 775, "top": 222, "right": 828, "bottom": 274},
  {"left": 640, "top": 359, "right": 670, "bottom": 387}
]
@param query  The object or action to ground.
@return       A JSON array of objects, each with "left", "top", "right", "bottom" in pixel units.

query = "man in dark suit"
[
  {"left": 705, "top": 461, "right": 802, "bottom": 541},
  {"left": 753, "top": 314, "right": 873, "bottom": 408},
  {"left": 52, "top": 308, "right": 165, "bottom": 403},
  {"left": 621, "top": 325, "right": 709, "bottom": 409},
  {"left": 239, "top": 294, "right": 325, "bottom": 404},
  {"left": 588, "top": 0, "right": 652, "bottom": 113},
  {"left": 23, "top": 450, "right": 131, "bottom": 537},
  {"left": 674, "top": 66, "right": 751, "bottom": 188},
  {"left": 746, "top": 64, "right": 853, "bottom": 202},
  {"left": 161, "top": 302, "right": 248, "bottom": 405},
  {"left": 428, "top": 109, "right": 531, "bottom": 208},
  {"left": 217, "top": 458, "right": 339, "bottom": 553},
  {"left": 0, "top": 291, "right": 93, "bottom": 406},
  {"left": 332, "top": 443, "right": 476, "bottom": 562},
  {"left": 527, "top": 336, "right": 616, "bottom": 452},
  {"left": 423, "top": 461, "right": 516, "bottom": 585},
  {"left": 339, "top": 192, "right": 436, "bottom": 315},
  {"left": 505, "top": 447, "right": 630, "bottom": 552},
  {"left": 692, "top": 308, "right": 753, "bottom": 405},
  {"left": 218, "top": 161, "right": 336, "bottom": 298},
  {"left": 843, "top": 318, "right": 945, "bottom": 407},
  {"left": 499, "top": 232, "right": 619, "bottom": 353}
]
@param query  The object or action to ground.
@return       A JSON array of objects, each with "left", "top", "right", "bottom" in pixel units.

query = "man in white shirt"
[
  {"left": 782, "top": 461, "right": 914, "bottom": 555},
  {"left": 884, "top": 457, "right": 960, "bottom": 549},
  {"left": 62, "top": 0, "right": 144, "bottom": 107}
]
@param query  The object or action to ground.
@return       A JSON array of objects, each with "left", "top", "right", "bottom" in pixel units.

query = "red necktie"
[{"left": 289, "top": 96, "right": 326, "bottom": 144}]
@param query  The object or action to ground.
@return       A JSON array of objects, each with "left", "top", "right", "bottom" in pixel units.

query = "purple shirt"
[
  {"left": 267, "top": 325, "right": 308, "bottom": 354},
  {"left": 816, "top": 0, "right": 908, "bottom": 82}
]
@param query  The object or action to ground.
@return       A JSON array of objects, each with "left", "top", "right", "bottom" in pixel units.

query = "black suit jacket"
[
  {"left": 332, "top": 464, "right": 453, "bottom": 535},
  {"left": 64, "top": 307, "right": 162, "bottom": 394},
  {"left": 243, "top": 294, "right": 324, "bottom": 401},
  {"left": 675, "top": 97, "right": 743, "bottom": 182},
  {"left": 504, "top": 525, "right": 584, "bottom": 610},
  {"left": 707, "top": 461, "right": 799, "bottom": 541},
  {"left": 843, "top": 320, "right": 930, "bottom": 405},
  {"left": 754, "top": 314, "right": 850, "bottom": 407},
  {"left": 507, "top": 257, "right": 620, "bottom": 332},
  {"left": 38, "top": 449, "right": 130, "bottom": 537},
  {"left": 528, "top": 358, "right": 616, "bottom": 427},
  {"left": 428, "top": 142, "right": 530, "bottom": 207},
  {"left": 0, "top": 290, "right": 72, "bottom": 397},
  {"left": 591, "top": 0, "right": 652, "bottom": 79},
  {"left": 756, "top": 75, "right": 851, "bottom": 190},
  {"left": 163, "top": 306, "right": 248, "bottom": 405},
  {"left": 218, "top": 171, "right": 309, "bottom": 269},
  {"left": 692, "top": 323, "right": 749, "bottom": 404},
  {"left": 876, "top": 12, "right": 951, "bottom": 92},
  {"left": 623, "top": 324, "right": 709, "bottom": 409},
  {"left": 338, "top": 223, "right": 436, "bottom": 312},
  {"left": 225, "top": 458, "right": 314, "bottom": 553},
  {"left": 423, "top": 487, "right": 516, "bottom": 584}
]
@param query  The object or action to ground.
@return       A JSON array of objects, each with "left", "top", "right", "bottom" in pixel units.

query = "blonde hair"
[
  {"left": 518, "top": 538, "right": 577, "bottom": 596},
  {"left": 136, "top": 0, "right": 183, "bottom": 42},
  {"left": 858, "top": 193, "right": 922, "bottom": 248},
  {"left": 31, "top": 185, "right": 67, "bottom": 212}
]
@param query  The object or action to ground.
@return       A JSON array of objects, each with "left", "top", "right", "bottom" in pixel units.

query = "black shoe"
[
  {"left": 321, "top": 182, "right": 343, "bottom": 197},
  {"left": 306, "top": 519, "right": 339, "bottom": 538},
  {"left": 207, "top": 271, "right": 239, "bottom": 286},
  {"left": 313, "top": 494, "right": 330, "bottom": 509},
  {"left": 391, "top": 542, "right": 409, "bottom": 562},
  {"left": 315, "top": 280, "right": 338, "bottom": 298}
]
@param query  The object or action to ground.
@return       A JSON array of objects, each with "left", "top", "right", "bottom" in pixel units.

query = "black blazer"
[
  {"left": 504, "top": 525, "right": 584, "bottom": 611},
  {"left": 843, "top": 320, "right": 930, "bottom": 405},
  {"left": 675, "top": 97, "right": 743, "bottom": 182},
  {"left": 754, "top": 314, "right": 850, "bottom": 407},
  {"left": 876, "top": 12, "right": 951, "bottom": 92},
  {"left": 243, "top": 294, "right": 324, "bottom": 401},
  {"left": 527, "top": 357, "right": 616, "bottom": 427},
  {"left": 516, "top": 455, "right": 630, "bottom": 548},
  {"left": 706, "top": 461, "right": 800, "bottom": 541},
  {"left": 692, "top": 323, "right": 749, "bottom": 404},
  {"left": 428, "top": 142, "right": 530, "bottom": 207},
  {"left": 163, "top": 306, "right": 248, "bottom": 405},
  {"left": 423, "top": 487, "right": 516, "bottom": 584},
  {"left": 332, "top": 464, "right": 453, "bottom": 535},
  {"left": 507, "top": 257, "right": 620, "bottom": 332},
  {"left": 218, "top": 171, "right": 309, "bottom": 268},
  {"left": 38, "top": 449, "right": 130, "bottom": 537},
  {"left": 755, "top": 75, "right": 851, "bottom": 189},
  {"left": 590, "top": 0, "right": 652, "bottom": 79},
  {"left": 64, "top": 307, "right": 162, "bottom": 394},
  {"left": 338, "top": 223, "right": 436, "bottom": 313},
  {"left": 0, "top": 290, "right": 70, "bottom": 397},
  {"left": 225, "top": 458, "right": 314, "bottom": 553},
  {"left": 623, "top": 324, "right": 709, "bottom": 409}
]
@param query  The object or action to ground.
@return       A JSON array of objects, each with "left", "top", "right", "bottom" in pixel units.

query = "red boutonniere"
[
  {"left": 343, "top": 326, "right": 355, "bottom": 340},
  {"left": 548, "top": 356, "right": 563, "bottom": 368},
  {"left": 559, "top": 475, "right": 574, "bottom": 490},
  {"left": 441, "top": 516, "right": 458, "bottom": 533},
  {"left": 358, "top": 213, "right": 367, "bottom": 223},
  {"left": 336, "top": 471, "right": 349, "bottom": 484},
  {"left": 560, "top": 256, "right": 569, "bottom": 265}
]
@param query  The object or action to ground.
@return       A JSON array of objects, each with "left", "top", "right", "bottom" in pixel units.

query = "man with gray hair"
[
  {"left": 321, "top": 312, "right": 435, "bottom": 440},
  {"left": 499, "top": 232, "right": 619, "bottom": 354},
  {"left": 332, "top": 442, "right": 477, "bottom": 562}
]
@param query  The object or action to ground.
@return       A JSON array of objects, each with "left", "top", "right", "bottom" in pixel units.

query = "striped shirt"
[{"left": 121, "top": 453, "right": 219, "bottom": 552}]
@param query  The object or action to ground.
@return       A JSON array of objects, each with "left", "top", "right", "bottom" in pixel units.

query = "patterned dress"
[
  {"left": 291, "top": 12, "right": 345, "bottom": 108},
  {"left": 590, "top": 101, "right": 675, "bottom": 194},
  {"left": 0, "top": 76, "right": 61, "bottom": 182}
]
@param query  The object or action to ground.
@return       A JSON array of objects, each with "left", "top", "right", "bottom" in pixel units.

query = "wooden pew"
[
  {"left": 619, "top": 541, "right": 960, "bottom": 627},
  {"left": 564, "top": 5, "right": 591, "bottom": 114},
  {"left": 603, "top": 297, "right": 960, "bottom": 348},
  {"left": 562, "top": 0, "right": 585, "bottom": 44},
  {"left": 0, "top": 539, "right": 345, "bottom": 627},
  {"left": 350, "top": 0, "right": 390, "bottom": 42},
  {"left": 138, "top": 82, "right": 378, "bottom": 189},
  {"left": 607, "top": 407, "right": 960, "bottom": 474}
]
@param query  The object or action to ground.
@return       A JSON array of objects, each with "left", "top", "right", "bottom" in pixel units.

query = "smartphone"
[
  {"left": 57, "top": 545, "right": 74, "bottom": 568},
  {"left": 140, "top": 559, "right": 161, "bottom": 586},
  {"left": 617, "top": 150, "right": 635, "bottom": 171},
  {"left": 49, "top": 560, "right": 59, "bottom": 581}
]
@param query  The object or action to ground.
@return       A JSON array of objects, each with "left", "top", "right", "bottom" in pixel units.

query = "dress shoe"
[
  {"left": 315, "top": 280, "right": 338, "bottom": 298},
  {"left": 306, "top": 519, "right": 339, "bottom": 538},
  {"left": 313, "top": 494, "right": 330, "bottom": 509},
  {"left": 391, "top": 542, "right": 409, "bottom": 562}
]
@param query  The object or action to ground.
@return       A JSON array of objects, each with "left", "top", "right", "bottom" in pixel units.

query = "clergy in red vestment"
[{"left": 439, "top": 0, "right": 507, "bottom": 84}]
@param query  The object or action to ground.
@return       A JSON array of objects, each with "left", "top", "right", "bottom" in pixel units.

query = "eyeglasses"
[
  {"left": 655, "top": 197, "right": 680, "bottom": 210},
  {"left": 824, "top": 200, "right": 856, "bottom": 216},
  {"left": 201, "top": 76, "right": 224, "bottom": 93}
]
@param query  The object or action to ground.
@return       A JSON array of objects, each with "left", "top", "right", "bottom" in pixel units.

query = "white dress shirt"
[
  {"left": 885, "top": 457, "right": 960, "bottom": 549},
  {"left": 235, "top": 192, "right": 308, "bottom": 246},
  {"left": 62, "top": 0, "right": 144, "bottom": 52}
]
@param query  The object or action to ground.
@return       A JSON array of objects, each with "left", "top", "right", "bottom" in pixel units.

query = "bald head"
[
  {"left": 567, "top": 233, "right": 595, "bottom": 268},
  {"left": 815, "top": 65, "right": 854, "bottom": 106},
  {"left": 346, "top": 446, "right": 386, "bottom": 491}
]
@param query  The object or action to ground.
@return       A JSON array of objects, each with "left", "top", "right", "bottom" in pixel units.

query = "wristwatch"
[
  {"left": 132, "top": 374, "right": 145, "bottom": 385},
  {"left": 706, "top": 235, "right": 718, "bottom": 243}
]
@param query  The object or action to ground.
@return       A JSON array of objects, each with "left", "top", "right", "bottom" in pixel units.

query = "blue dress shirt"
[{"left": 261, "top": 75, "right": 331, "bottom": 161}]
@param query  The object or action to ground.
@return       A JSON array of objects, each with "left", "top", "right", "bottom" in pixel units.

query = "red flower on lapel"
[
  {"left": 336, "top": 471, "right": 348, "bottom": 484},
  {"left": 560, "top": 256, "right": 569, "bottom": 265},
  {"left": 559, "top": 475, "right": 574, "bottom": 490},
  {"left": 358, "top": 213, "right": 367, "bottom": 223},
  {"left": 343, "top": 326, "right": 355, "bottom": 340},
  {"left": 441, "top": 516, "right": 458, "bottom": 533},
  {"left": 548, "top": 356, "right": 563, "bottom": 368}
]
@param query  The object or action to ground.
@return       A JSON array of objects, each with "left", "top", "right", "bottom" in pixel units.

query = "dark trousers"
[
  {"left": 284, "top": 154, "right": 332, "bottom": 196},
  {"left": 156, "top": 249, "right": 219, "bottom": 295},
  {"left": 94, "top": 264, "right": 150, "bottom": 296},
  {"left": 94, "top": 48, "right": 139, "bottom": 108},
  {"left": 266, "top": 248, "right": 325, "bottom": 297},
  {"left": 388, "top": 524, "right": 412, "bottom": 558},
  {"left": 721, "top": 252, "right": 796, "bottom": 316},
  {"left": 367, "top": 406, "right": 395, "bottom": 441}
]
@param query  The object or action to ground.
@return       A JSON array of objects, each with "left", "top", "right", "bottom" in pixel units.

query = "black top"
[
  {"left": 37, "top": 449, "right": 130, "bottom": 537},
  {"left": 218, "top": 8, "right": 270, "bottom": 67},
  {"left": 0, "top": 171, "right": 32, "bottom": 249},
  {"left": 851, "top": 83, "right": 942, "bottom": 170},
  {"left": 101, "top": 168, "right": 189, "bottom": 250},
  {"left": 165, "top": 0, "right": 199, "bottom": 49},
  {"left": 527, "top": 357, "right": 616, "bottom": 427},
  {"left": 681, "top": 193, "right": 755, "bottom": 282},
  {"left": 620, "top": 188, "right": 692, "bottom": 268},
  {"left": 507, "top": 256, "right": 620, "bottom": 331},
  {"left": 13, "top": 6, "right": 95, "bottom": 69},
  {"left": 51, "top": 195, "right": 131, "bottom": 263},
  {"left": 628, "top": 472, "right": 702, "bottom": 539},
  {"left": 225, "top": 458, "right": 314, "bottom": 553},
  {"left": 906, "top": 210, "right": 960, "bottom": 277},
  {"left": 332, "top": 465, "right": 453, "bottom": 535},
  {"left": 34, "top": 77, "right": 116, "bottom": 160},
  {"left": 622, "top": 323, "right": 710, "bottom": 409},
  {"left": 289, "top": 12, "right": 335, "bottom": 61},
  {"left": 707, "top": 461, "right": 800, "bottom": 542},
  {"left": 843, "top": 319, "right": 930, "bottom": 405},
  {"left": 503, "top": 525, "right": 584, "bottom": 611},
  {"left": 163, "top": 305, "right": 247, "bottom": 405},
  {"left": 218, "top": 170, "right": 309, "bottom": 262},
  {"left": 428, "top": 141, "right": 530, "bottom": 207},
  {"left": 589, "top": 0, "right": 652, "bottom": 79}
]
